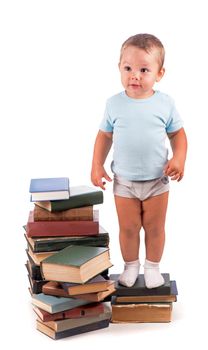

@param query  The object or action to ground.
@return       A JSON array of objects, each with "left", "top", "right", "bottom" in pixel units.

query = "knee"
[
  {"left": 120, "top": 223, "right": 141, "bottom": 237},
  {"left": 143, "top": 222, "right": 165, "bottom": 237}
]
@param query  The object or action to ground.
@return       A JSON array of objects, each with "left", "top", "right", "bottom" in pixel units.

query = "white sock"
[
  {"left": 118, "top": 259, "right": 140, "bottom": 287},
  {"left": 144, "top": 259, "right": 165, "bottom": 289}
]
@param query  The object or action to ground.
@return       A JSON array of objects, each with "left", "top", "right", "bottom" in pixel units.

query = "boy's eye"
[
  {"left": 140, "top": 68, "right": 149, "bottom": 73},
  {"left": 124, "top": 66, "right": 131, "bottom": 71}
]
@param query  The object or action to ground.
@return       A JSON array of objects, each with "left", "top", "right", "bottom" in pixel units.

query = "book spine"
[
  {"left": 34, "top": 206, "right": 94, "bottom": 221},
  {"left": 26, "top": 220, "right": 99, "bottom": 237}
]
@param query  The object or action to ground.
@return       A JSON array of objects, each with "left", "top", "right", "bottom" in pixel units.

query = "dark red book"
[
  {"left": 26, "top": 210, "right": 99, "bottom": 237},
  {"left": 33, "top": 303, "right": 104, "bottom": 322}
]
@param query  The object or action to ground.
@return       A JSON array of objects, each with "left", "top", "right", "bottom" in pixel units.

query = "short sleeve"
[
  {"left": 166, "top": 101, "right": 183, "bottom": 133},
  {"left": 99, "top": 100, "right": 114, "bottom": 132}
]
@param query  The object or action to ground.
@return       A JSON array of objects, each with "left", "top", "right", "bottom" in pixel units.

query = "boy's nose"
[{"left": 131, "top": 71, "right": 141, "bottom": 80}]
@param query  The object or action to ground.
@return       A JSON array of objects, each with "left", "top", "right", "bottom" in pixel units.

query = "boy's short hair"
[{"left": 120, "top": 33, "right": 165, "bottom": 69}]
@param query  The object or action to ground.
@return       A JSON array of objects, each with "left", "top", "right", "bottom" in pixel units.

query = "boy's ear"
[{"left": 156, "top": 67, "right": 165, "bottom": 82}]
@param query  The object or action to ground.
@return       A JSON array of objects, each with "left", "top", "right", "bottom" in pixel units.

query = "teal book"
[
  {"left": 32, "top": 293, "right": 89, "bottom": 313},
  {"left": 41, "top": 245, "right": 113, "bottom": 283},
  {"left": 30, "top": 177, "right": 70, "bottom": 201},
  {"left": 35, "top": 185, "right": 103, "bottom": 212}
]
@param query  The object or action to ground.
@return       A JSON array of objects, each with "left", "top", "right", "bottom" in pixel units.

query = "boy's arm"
[
  {"left": 91, "top": 130, "right": 113, "bottom": 190},
  {"left": 164, "top": 127, "right": 187, "bottom": 181}
]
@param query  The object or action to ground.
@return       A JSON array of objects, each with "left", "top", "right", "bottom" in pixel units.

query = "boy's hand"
[
  {"left": 91, "top": 165, "right": 112, "bottom": 190},
  {"left": 163, "top": 157, "right": 184, "bottom": 182}
]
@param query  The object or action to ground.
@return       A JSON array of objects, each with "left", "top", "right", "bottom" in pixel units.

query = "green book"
[
  {"left": 41, "top": 245, "right": 113, "bottom": 283},
  {"left": 24, "top": 225, "right": 109, "bottom": 252},
  {"left": 35, "top": 185, "right": 103, "bottom": 212},
  {"left": 110, "top": 273, "right": 171, "bottom": 296},
  {"left": 32, "top": 293, "right": 89, "bottom": 313}
]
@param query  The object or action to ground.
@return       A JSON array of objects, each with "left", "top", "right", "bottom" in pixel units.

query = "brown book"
[
  {"left": 34, "top": 205, "right": 93, "bottom": 221},
  {"left": 111, "top": 302, "right": 172, "bottom": 323},
  {"left": 73, "top": 281, "right": 116, "bottom": 302},
  {"left": 33, "top": 303, "right": 104, "bottom": 322},
  {"left": 26, "top": 210, "right": 99, "bottom": 237},
  {"left": 37, "top": 304, "right": 111, "bottom": 332},
  {"left": 62, "top": 275, "right": 112, "bottom": 296},
  {"left": 43, "top": 281, "right": 71, "bottom": 298}
]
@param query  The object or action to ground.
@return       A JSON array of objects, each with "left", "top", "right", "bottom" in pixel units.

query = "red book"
[
  {"left": 33, "top": 303, "right": 104, "bottom": 322},
  {"left": 26, "top": 210, "right": 99, "bottom": 237}
]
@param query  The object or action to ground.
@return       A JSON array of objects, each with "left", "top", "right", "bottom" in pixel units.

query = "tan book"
[
  {"left": 115, "top": 295, "right": 177, "bottom": 303},
  {"left": 34, "top": 205, "right": 93, "bottom": 221},
  {"left": 73, "top": 281, "right": 116, "bottom": 302},
  {"left": 27, "top": 247, "right": 57, "bottom": 266},
  {"left": 62, "top": 275, "right": 112, "bottom": 295},
  {"left": 111, "top": 302, "right": 172, "bottom": 323}
]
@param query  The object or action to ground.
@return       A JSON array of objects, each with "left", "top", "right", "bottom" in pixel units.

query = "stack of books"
[
  {"left": 24, "top": 177, "right": 115, "bottom": 339},
  {"left": 110, "top": 273, "right": 178, "bottom": 323}
]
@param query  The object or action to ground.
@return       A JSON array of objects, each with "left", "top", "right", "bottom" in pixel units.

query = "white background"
[{"left": 0, "top": 0, "right": 207, "bottom": 348}]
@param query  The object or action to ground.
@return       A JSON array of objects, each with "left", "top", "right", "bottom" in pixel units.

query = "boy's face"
[{"left": 119, "top": 45, "right": 165, "bottom": 99}]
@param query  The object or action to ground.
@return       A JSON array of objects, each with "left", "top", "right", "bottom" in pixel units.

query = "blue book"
[
  {"left": 31, "top": 293, "right": 89, "bottom": 313},
  {"left": 29, "top": 177, "right": 70, "bottom": 201}
]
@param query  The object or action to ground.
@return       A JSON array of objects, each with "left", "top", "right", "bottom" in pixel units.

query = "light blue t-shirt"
[{"left": 99, "top": 90, "right": 183, "bottom": 181}]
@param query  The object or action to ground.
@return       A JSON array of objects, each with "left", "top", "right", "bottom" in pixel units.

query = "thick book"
[
  {"left": 36, "top": 318, "right": 110, "bottom": 340},
  {"left": 26, "top": 210, "right": 99, "bottom": 237},
  {"left": 115, "top": 280, "right": 178, "bottom": 303},
  {"left": 39, "top": 305, "right": 111, "bottom": 333},
  {"left": 30, "top": 177, "right": 70, "bottom": 201},
  {"left": 34, "top": 205, "right": 93, "bottom": 221},
  {"left": 33, "top": 303, "right": 105, "bottom": 322},
  {"left": 31, "top": 293, "right": 89, "bottom": 314},
  {"left": 110, "top": 273, "right": 171, "bottom": 296},
  {"left": 35, "top": 185, "right": 103, "bottom": 212},
  {"left": 72, "top": 282, "right": 116, "bottom": 302},
  {"left": 61, "top": 275, "right": 112, "bottom": 296},
  {"left": 43, "top": 281, "right": 73, "bottom": 298},
  {"left": 24, "top": 225, "right": 109, "bottom": 252},
  {"left": 41, "top": 245, "right": 113, "bottom": 283},
  {"left": 111, "top": 300, "right": 172, "bottom": 323}
]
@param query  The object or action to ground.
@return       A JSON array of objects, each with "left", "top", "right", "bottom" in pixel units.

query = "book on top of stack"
[{"left": 24, "top": 177, "right": 114, "bottom": 339}]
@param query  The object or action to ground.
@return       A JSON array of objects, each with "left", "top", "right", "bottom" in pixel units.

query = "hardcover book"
[
  {"left": 39, "top": 304, "right": 111, "bottom": 332},
  {"left": 111, "top": 299, "right": 172, "bottom": 323},
  {"left": 29, "top": 177, "right": 70, "bottom": 201},
  {"left": 41, "top": 245, "right": 113, "bottom": 283},
  {"left": 72, "top": 282, "right": 116, "bottom": 302},
  {"left": 24, "top": 225, "right": 109, "bottom": 252},
  {"left": 36, "top": 318, "right": 110, "bottom": 340},
  {"left": 115, "top": 280, "right": 178, "bottom": 303},
  {"left": 34, "top": 205, "right": 93, "bottom": 221},
  {"left": 33, "top": 303, "right": 105, "bottom": 322},
  {"left": 61, "top": 274, "right": 112, "bottom": 295},
  {"left": 26, "top": 210, "right": 99, "bottom": 237},
  {"left": 31, "top": 293, "right": 89, "bottom": 313},
  {"left": 110, "top": 273, "right": 171, "bottom": 296},
  {"left": 35, "top": 185, "right": 103, "bottom": 212}
]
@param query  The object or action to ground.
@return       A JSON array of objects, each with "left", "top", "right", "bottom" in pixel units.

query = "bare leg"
[
  {"left": 114, "top": 195, "right": 142, "bottom": 261},
  {"left": 142, "top": 191, "right": 169, "bottom": 288},
  {"left": 142, "top": 191, "right": 169, "bottom": 262},
  {"left": 114, "top": 195, "right": 142, "bottom": 287}
]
